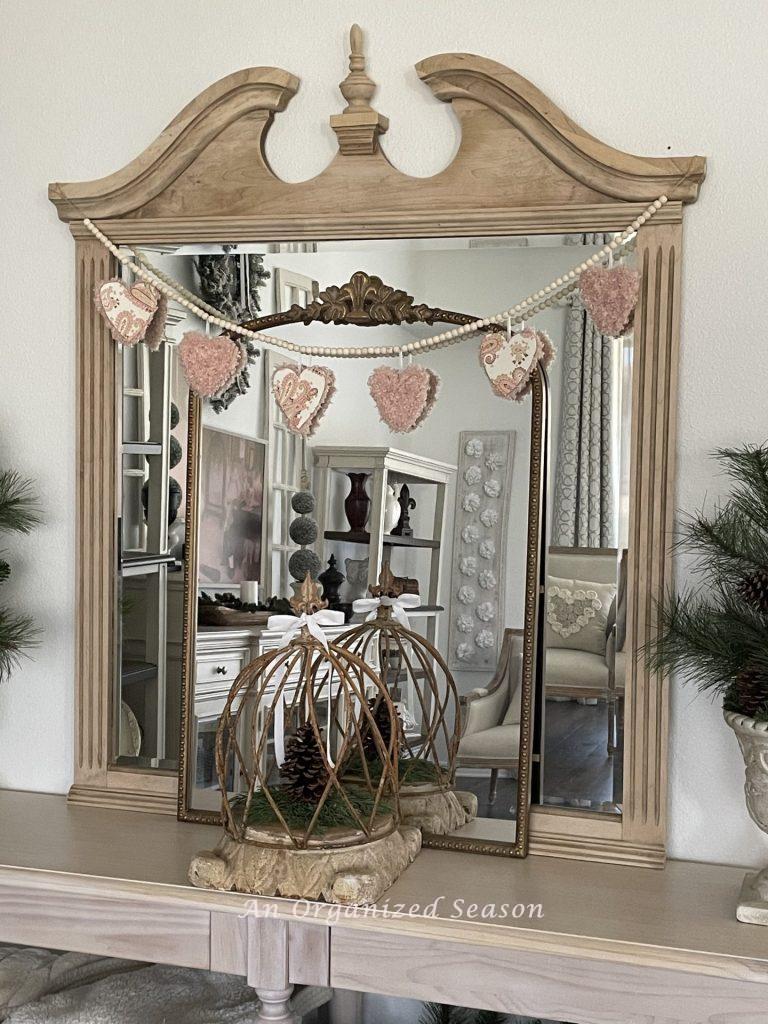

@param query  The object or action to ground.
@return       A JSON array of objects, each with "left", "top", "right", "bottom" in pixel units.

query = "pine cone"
[
  {"left": 361, "top": 698, "right": 400, "bottom": 761},
  {"left": 724, "top": 668, "right": 768, "bottom": 719},
  {"left": 280, "top": 723, "right": 329, "bottom": 803},
  {"left": 737, "top": 568, "right": 768, "bottom": 613}
]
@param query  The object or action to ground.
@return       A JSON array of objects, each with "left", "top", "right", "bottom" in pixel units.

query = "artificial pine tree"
[
  {"left": 647, "top": 444, "right": 768, "bottom": 718},
  {"left": 0, "top": 471, "right": 41, "bottom": 682},
  {"left": 280, "top": 722, "right": 329, "bottom": 803}
]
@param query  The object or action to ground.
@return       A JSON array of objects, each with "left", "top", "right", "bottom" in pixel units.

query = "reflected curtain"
[{"left": 552, "top": 282, "right": 616, "bottom": 548}]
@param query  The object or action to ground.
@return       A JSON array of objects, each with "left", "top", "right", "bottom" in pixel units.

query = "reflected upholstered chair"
[
  {"left": 544, "top": 547, "right": 626, "bottom": 753},
  {"left": 455, "top": 628, "right": 522, "bottom": 802}
]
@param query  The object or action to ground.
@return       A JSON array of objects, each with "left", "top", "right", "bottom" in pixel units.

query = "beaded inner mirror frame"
[{"left": 50, "top": 24, "right": 705, "bottom": 867}]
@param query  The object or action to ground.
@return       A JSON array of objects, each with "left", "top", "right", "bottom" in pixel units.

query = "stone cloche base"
[
  {"left": 400, "top": 786, "right": 478, "bottom": 834},
  {"left": 189, "top": 825, "right": 422, "bottom": 906}
]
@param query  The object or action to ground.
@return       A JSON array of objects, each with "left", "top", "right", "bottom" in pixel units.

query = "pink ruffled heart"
[
  {"left": 179, "top": 331, "right": 243, "bottom": 398},
  {"left": 368, "top": 365, "right": 440, "bottom": 433},
  {"left": 96, "top": 279, "right": 160, "bottom": 346},
  {"left": 579, "top": 265, "right": 640, "bottom": 337}
]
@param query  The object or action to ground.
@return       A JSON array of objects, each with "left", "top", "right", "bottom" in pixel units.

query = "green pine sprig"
[
  {"left": 646, "top": 444, "right": 768, "bottom": 710},
  {"left": 0, "top": 607, "right": 40, "bottom": 683},
  {"left": 0, "top": 470, "right": 42, "bottom": 683},
  {"left": 0, "top": 471, "right": 42, "bottom": 535}
]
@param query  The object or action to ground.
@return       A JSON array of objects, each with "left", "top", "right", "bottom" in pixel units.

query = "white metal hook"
[
  {"left": 505, "top": 316, "right": 512, "bottom": 341},
  {"left": 398, "top": 348, "right": 404, "bottom": 370}
]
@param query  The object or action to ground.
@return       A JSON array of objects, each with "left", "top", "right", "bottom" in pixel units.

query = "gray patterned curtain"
[{"left": 552, "top": 292, "right": 616, "bottom": 548}]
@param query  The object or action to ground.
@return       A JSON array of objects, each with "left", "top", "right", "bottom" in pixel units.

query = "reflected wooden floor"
[
  {"left": 455, "top": 698, "right": 623, "bottom": 820},
  {"left": 542, "top": 698, "right": 623, "bottom": 812},
  {"left": 456, "top": 772, "right": 519, "bottom": 820}
]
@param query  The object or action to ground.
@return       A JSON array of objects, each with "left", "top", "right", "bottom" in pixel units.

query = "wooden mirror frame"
[{"left": 49, "top": 28, "right": 705, "bottom": 866}]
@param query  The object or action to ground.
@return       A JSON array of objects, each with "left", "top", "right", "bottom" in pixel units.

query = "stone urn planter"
[{"left": 724, "top": 710, "right": 768, "bottom": 923}]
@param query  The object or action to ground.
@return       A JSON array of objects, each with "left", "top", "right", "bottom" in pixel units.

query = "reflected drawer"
[{"left": 196, "top": 655, "right": 247, "bottom": 687}]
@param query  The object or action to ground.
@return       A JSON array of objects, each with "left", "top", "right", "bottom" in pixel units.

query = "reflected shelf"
[{"left": 324, "top": 529, "right": 440, "bottom": 550}]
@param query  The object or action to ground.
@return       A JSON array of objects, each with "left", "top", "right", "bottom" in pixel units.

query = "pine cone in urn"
[
  {"left": 737, "top": 568, "right": 768, "bottom": 613},
  {"left": 724, "top": 668, "right": 768, "bottom": 719}
]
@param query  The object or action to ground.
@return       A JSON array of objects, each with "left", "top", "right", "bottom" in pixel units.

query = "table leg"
[{"left": 255, "top": 985, "right": 299, "bottom": 1023}]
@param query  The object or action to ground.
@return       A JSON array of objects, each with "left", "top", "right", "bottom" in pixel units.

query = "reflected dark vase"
[{"left": 344, "top": 473, "right": 370, "bottom": 533}]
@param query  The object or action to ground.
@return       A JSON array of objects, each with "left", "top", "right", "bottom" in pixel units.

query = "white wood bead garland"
[{"left": 82, "top": 195, "right": 665, "bottom": 362}]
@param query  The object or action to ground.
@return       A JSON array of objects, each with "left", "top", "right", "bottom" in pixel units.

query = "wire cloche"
[
  {"left": 337, "top": 565, "right": 473, "bottom": 833},
  {"left": 215, "top": 574, "right": 402, "bottom": 851}
]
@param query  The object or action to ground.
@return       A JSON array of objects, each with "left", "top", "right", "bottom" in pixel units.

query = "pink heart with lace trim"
[
  {"left": 479, "top": 328, "right": 554, "bottom": 401},
  {"left": 97, "top": 279, "right": 160, "bottom": 346},
  {"left": 368, "top": 364, "right": 440, "bottom": 433},
  {"left": 271, "top": 364, "right": 336, "bottom": 437},
  {"left": 579, "top": 265, "right": 640, "bottom": 337},
  {"left": 179, "top": 331, "right": 244, "bottom": 398}
]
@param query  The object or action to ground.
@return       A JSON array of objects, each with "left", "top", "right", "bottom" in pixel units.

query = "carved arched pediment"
[{"left": 49, "top": 31, "right": 704, "bottom": 225}]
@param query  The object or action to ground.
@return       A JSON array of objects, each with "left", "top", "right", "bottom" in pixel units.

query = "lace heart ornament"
[
  {"left": 368, "top": 364, "right": 440, "bottom": 433},
  {"left": 479, "top": 328, "right": 554, "bottom": 401},
  {"left": 271, "top": 364, "right": 336, "bottom": 437},
  {"left": 579, "top": 265, "right": 640, "bottom": 337},
  {"left": 179, "top": 331, "right": 246, "bottom": 398},
  {"left": 97, "top": 279, "right": 160, "bottom": 346}
]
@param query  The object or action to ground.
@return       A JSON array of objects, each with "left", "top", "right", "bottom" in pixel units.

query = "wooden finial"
[
  {"left": 370, "top": 562, "right": 403, "bottom": 600},
  {"left": 290, "top": 572, "right": 328, "bottom": 617},
  {"left": 330, "top": 24, "right": 389, "bottom": 156}
]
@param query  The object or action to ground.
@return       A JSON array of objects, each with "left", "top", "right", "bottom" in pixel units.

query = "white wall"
[{"left": 1, "top": 0, "right": 767, "bottom": 870}]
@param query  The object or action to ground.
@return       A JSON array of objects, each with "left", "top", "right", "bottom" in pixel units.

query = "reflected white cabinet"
[
  {"left": 312, "top": 446, "right": 455, "bottom": 650},
  {"left": 193, "top": 623, "right": 352, "bottom": 794}
]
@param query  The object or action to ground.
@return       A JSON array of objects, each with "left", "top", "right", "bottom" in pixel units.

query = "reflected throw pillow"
[{"left": 545, "top": 575, "right": 616, "bottom": 655}]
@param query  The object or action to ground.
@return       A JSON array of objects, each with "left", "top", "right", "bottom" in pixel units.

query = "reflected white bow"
[
  {"left": 267, "top": 608, "right": 345, "bottom": 766},
  {"left": 267, "top": 609, "right": 345, "bottom": 650},
  {"left": 352, "top": 592, "right": 421, "bottom": 628}
]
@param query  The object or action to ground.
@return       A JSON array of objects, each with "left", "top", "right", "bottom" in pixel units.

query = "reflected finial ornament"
[
  {"left": 331, "top": 24, "right": 389, "bottom": 155},
  {"left": 290, "top": 572, "right": 329, "bottom": 617},
  {"left": 369, "top": 563, "right": 404, "bottom": 601}
]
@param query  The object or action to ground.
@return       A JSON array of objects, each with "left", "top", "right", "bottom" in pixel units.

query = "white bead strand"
[{"left": 84, "top": 196, "right": 662, "bottom": 361}]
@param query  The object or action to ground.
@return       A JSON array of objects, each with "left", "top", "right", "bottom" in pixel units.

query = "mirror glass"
[
  {"left": 116, "top": 314, "right": 190, "bottom": 770},
  {"left": 113, "top": 232, "right": 635, "bottom": 845},
  {"left": 540, "top": 240, "right": 635, "bottom": 814}
]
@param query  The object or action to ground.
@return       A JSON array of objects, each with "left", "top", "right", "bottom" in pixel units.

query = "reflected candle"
[{"left": 240, "top": 581, "right": 259, "bottom": 605}]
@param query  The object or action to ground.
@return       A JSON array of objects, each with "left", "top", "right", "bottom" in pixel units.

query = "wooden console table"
[{"left": 0, "top": 790, "right": 766, "bottom": 1024}]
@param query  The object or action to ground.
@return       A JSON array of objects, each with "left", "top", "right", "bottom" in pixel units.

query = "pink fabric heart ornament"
[
  {"left": 579, "top": 265, "right": 640, "bottom": 337},
  {"left": 179, "top": 331, "right": 244, "bottom": 398},
  {"left": 368, "top": 364, "right": 440, "bottom": 433},
  {"left": 142, "top": 293, "right": 167, "bottom": 352},
  {"left": 479, "top": 328, "right": 554, "bottom": 402},
  {"left": 271, "top": 364, "right": 336, "bottom": 437},
  {"left": 96, "top": 279, "right": 160, "bottom": 346}
]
